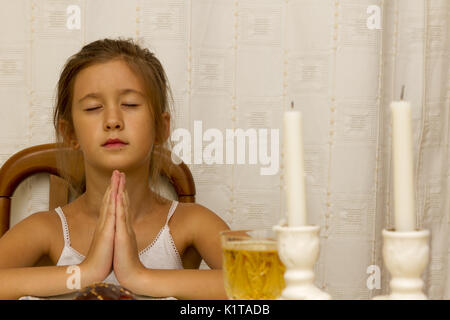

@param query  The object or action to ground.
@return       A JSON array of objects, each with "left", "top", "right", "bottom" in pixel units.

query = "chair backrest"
[{"left": 0, "top": 143, "right": 196, "bottom": 237}]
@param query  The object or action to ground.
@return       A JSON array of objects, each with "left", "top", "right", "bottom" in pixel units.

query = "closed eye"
[
  {"left": 85, "top": 106, "right": 100, "bottom": 111},
  {"left": 85, "top": 104, "right": 139, "bottom": 111}
]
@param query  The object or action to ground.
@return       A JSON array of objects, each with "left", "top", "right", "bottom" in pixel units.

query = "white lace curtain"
[
  {"left": 2, "top": 0, "right": 449, "bottom": 299},
  {"left": 289, "top": 0, "right": 449, "bottom": 299}
]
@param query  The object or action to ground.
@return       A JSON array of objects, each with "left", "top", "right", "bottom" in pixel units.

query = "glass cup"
[{"left": 220, "top": 229, "right": 286, "bottom": 300}]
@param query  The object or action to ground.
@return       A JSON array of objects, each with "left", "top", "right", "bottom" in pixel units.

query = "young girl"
[{"left": 0, "top": 38, "right": 230, "bottom": 300}]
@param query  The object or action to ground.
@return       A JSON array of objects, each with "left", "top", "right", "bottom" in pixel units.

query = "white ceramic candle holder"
[
  {"left": 273, "top": 224, "right": 331, "bottom": 300},
  {"left": 373, "top": 229, "right": 430, "bottom": 300}
]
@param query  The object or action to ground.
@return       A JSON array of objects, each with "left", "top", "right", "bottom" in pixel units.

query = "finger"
[
  {"left": 109, "top": 170, "right": 116, "bottom": 200},
  {"left": 99, "top": 185, "right": 111, "bottom": 226},
  {"left": 106, "top": 184, "right": 117, "bottom": 226},
  {"left": 109, "top": 172, "right": 118, "bottom": 220},
  {"left": 123, "top": 190, "right": 132, "bottom": 232},
  {"left": 123, "top": 189, "right": 133, "bottom": 232},
  {"left": 121, "top": 174, "right": 127, "bottom": 206},
  {"left": 117, "top": 172, "right": 124, "bottom": 209},
  {"left": 103, "top": 184, "right": 111, "bottom": 200},
  {"left": 116, "top": 174, "right": 126, "bottom": 227},
  {"left": 119, "top": 172, "right": 125, "bottom": 198},
  {"left": 112, "top": 170, "right": 120, "bottom": 200},
  {"left": 120, "top": 176, "right": 133, "bottom": 236},
  {"left": 121, "top": 176, "right": 126, "bottom": 201},
  {"left": 123, "top": 189, "right": 128, "bottom": 208}
]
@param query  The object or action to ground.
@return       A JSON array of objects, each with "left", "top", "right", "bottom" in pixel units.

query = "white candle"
[
  {"left": 283, "top": 110, "right": 307, "bottom": 226},
  {"left": 391, "top": 100, "right": 416, "bottom": 231}
]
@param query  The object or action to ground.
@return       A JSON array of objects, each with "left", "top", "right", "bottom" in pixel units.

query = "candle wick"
[
  {"left": 291, "top": 101, "right": 294, "bottom": 109},
  {"left": 400, "top": 85, "right": 405, "bottom": 100}
]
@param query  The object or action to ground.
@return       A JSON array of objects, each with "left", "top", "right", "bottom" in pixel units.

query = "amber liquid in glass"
[{"left": 222, "top": 240, "right": 285, "bottom": 300}]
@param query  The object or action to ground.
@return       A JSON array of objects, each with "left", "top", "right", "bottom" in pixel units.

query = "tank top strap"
[
  {"left": 165, "top": 200, "right": 179, "bottom": 225},
  {"left": 54, "top": 207, "right": 71, "bottom": 247}
]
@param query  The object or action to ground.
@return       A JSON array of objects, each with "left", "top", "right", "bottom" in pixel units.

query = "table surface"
[{"left": 19, "top": 293, "right": 176, "bottom": 300}]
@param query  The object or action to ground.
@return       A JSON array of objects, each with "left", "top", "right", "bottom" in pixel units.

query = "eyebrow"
[{"left": 77, "top": 88, "right": 145, "bottom": 103}]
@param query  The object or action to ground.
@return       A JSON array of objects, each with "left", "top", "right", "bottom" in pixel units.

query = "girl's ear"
[
  {"left": 155, "top": 112, "right": 171, "bottom": 145},
  {"left": 58, "top": 119, "right": 80, "bottom": 150},
  {"left": 162, "top": 112, "right": 171, "bottom": 142}
]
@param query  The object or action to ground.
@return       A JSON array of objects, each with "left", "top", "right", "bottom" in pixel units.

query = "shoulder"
[
  {"left": 29, "top": 209, "right": 65, "bottom": 255},
  {"left": 35, "top": 209, "right": 61, "bottom": 230},
  {"left": 174, "top": 202, "right": 227, "bottom": 225},
  {"left": 171, "top": 202, "right": 230, "bottom": 269},
  {"left": 173, "top": 202, "right": 230, "bottom": 240},
  {"left": 14, "top": 210, "right": 57, "bottom": 232},
  {"left": 28, "top": 210, "right": 61, "bottom": 241},
  {"left": 18, "top": 210, "right": 62, "bottom": 246},
  {"left": 0, "top": 210, "right": 57, "bottom": 268}
]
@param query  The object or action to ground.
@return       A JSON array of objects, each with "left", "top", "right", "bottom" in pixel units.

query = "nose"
[
  {"left": 103, "top": 107, "right": 124, "bottom": 131},
  {"left": 105, "top": 120, "right": 122, "bottom": 130}
]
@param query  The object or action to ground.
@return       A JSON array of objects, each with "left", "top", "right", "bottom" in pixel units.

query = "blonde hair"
[{"left": 52, "top": 37, "right": 173, "bottom": 200}]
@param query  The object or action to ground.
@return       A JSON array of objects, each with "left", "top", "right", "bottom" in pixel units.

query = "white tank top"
[{"left": 55, "top": 200, "right": 184, "bottom": 286}]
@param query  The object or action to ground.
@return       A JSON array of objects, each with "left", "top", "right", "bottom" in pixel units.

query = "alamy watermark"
[
  {"left": 66, "top": 4, "right": 382, "bottom": 31},
  {"left": 367, "top": 5, "right": 382, "bottom": 30},
  {"left": 66, "top": 265, "right": 81, "bottom": 290},
  {"left": 170, "top": 121, "right": 280, "bottom": 176},
  {"left": 66, "top": 5, "right": 81, "bottom": 30},
  {"left": 366, "top": 264, "right": 381, "bottom": 290}
]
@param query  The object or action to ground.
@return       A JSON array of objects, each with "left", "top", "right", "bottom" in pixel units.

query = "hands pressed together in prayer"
[
  {"left": 81, "top": 170, "right": 145, "bottom": 289},
  {"left": 79, "top": 170, "right": 227, "bottom": 299},
  {"left": 112, "top": 170, "right": 145, "bottom": 286}
]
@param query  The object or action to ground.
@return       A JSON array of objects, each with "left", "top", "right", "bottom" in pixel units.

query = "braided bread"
[{"left": 74, "top": 282, "right": 137, "bottom": 300}]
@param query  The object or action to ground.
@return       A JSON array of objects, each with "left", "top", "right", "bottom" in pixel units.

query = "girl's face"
[{"left": 71, "top": 59, "right": 155, "bottom": 172}]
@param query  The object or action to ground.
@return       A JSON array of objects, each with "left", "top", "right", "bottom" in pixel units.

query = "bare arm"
[
  {"left": 129, "top": 204, "right": 230, "bottom": 299},
  {"left": 0, "top": 264, "right": 95, "bottom": 300},
  {"left": 133, "top": 268, "right": 226, "bottom": 299},
  {"left": 0, "top": 212, "right": 96, "bottom": 299}
]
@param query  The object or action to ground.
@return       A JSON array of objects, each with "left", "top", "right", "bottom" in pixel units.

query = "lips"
[{"left": 102, "top": 138, "right": 128, "bottom": 146}]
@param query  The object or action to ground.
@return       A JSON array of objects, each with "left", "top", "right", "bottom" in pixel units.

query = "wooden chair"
[{"left": 0, "top": 143, "right": 196, "bottom": 238}]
